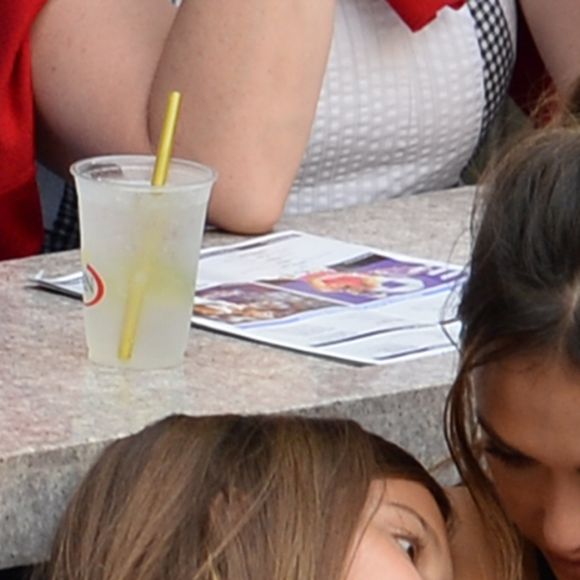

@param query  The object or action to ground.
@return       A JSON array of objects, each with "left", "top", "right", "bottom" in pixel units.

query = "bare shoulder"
[{"left": 446, "top": 486, "right": 499, "bottom": 580}]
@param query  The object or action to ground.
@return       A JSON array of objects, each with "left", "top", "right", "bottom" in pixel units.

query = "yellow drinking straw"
[
  {"left": 152, "top": 91, "right": 182, "bottom": 186},
  {"left": 118, "top": 91, "right": 182, "bottom": 361}
]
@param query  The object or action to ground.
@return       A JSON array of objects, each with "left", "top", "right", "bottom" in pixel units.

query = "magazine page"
[{"left": 33, "top": 231, "right": 465, "bottom": 365}]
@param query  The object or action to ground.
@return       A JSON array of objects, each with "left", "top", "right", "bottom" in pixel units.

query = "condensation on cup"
[{"left": 71, "top": 155, "right": 217, "bottom": 369}]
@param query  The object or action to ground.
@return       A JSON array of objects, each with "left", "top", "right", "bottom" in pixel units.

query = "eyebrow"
[
  {"left": 478, "top": 416, "right": 580, "bottom": 474},
  {"left": 476, "top": 415, "right": 536, "bottom": 463},
  {"left": 387, "top": 501, "right": 439, "bottom": 547}
]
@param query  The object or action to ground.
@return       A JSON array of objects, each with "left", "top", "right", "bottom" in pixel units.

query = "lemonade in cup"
[{"left": 71, "top": 155, "right": 216, "bottom": 369}]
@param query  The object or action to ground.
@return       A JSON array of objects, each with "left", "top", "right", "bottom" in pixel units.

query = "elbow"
[{"left": 207, "top": 176, "right": 290, "bottom": 235}]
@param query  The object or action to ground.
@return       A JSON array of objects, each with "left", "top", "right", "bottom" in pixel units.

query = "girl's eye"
[
  {"left": 396, "top": 537, "right": 417, "bottom": 562},
  {"left": 483, "top": 444, "right": 534, "bottom": 469}
]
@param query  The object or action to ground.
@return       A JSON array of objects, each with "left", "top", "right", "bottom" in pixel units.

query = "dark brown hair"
[
  {"left": 445, "top": 115, "right": 580, "bottom": 579},
  {"left": 39, "top": 414, "right": 450, "bottom": 580}
]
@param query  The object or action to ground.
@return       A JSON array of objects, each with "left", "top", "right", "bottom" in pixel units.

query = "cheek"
[{"left": 486, "top": 457, "right": 542, "bottom": 541}]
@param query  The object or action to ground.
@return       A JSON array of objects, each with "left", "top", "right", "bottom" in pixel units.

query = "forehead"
[{"left": 475, "top": 354, "right": 580, "bottom": 466}]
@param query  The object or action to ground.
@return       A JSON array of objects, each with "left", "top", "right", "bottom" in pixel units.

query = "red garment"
[
  {"left": 388, "top": 0, "right": 466, "bottom": 31},
  {"left": 0, "top": 1, "right": 47, "bottom": 260}
]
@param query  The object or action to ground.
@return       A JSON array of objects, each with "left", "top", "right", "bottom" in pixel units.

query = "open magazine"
[{"left": 33, "top": 231, "right": 465, "bottom": 365}]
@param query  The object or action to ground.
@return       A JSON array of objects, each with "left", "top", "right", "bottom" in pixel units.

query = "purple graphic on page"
[{"left": 264, "top": 253, "right": 465, "bottom": 305}]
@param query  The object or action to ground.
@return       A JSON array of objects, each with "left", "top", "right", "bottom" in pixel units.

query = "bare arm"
[
  {"left": 31, "top": 0, "right": 336, "bottom": 233},
  {"left": 519, "top": 0, "right": 580, "bottom": 97}
]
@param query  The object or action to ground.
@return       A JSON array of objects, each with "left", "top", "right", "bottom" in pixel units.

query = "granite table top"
[{"left": 0, "top": 187, "right": 474, "bottom": 568}]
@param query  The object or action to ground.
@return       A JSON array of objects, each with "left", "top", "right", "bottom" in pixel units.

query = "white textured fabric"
[{"left": 285, "top": 0, "right": 516, "bottom": 215}]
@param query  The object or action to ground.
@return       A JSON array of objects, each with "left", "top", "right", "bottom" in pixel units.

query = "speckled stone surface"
[{"left": 0, "top": 187, "right": 474, "bottom": 568}]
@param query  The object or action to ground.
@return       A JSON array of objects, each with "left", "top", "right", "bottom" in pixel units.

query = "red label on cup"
[{"left": 83, "top": 263, "right": 105, "bottom": 307}]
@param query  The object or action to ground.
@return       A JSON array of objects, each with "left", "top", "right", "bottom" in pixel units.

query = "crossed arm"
[
  {"left": 31, "top": 0, "right": 580, "bottom": 235},
  {"left": 31, "top": 0, "right": 336, "bottom": 233}
]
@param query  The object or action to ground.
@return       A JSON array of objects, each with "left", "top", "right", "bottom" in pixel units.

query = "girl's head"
[
  {"left": 446, "top": 125, "right": 580, "bottom": 578},
  {"left": 41, "top": 414, "right": 452, "bottom": 580}
]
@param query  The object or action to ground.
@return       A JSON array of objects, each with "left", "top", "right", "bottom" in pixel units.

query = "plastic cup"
[{"left": 71, "top": 155, "right": 216, "bottom": 369}]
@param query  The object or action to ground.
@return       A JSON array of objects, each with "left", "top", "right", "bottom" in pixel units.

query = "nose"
[{"left": 541, "top": 478, "right": 580, "bottom": 556}]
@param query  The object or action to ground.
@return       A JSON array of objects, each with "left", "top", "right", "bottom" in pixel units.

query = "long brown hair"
[
  {"left": 38, "top": 414, "right": 450, "bottom": 580},
  {"left": 445, "top": 110, "right": 580, "bottom": 580}
]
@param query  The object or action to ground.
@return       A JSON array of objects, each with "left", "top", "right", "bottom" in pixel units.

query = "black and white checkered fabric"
[
  {"left": 468, "top": 0, "right": 515, "bottom": 138},
  {"left": 43, "top": 180, "right": 80, "bottom": 253}
]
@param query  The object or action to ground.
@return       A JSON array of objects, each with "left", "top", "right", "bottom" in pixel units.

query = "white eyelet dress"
[{"left": 285, "top": 0, "right": 517, "bottom": 214}]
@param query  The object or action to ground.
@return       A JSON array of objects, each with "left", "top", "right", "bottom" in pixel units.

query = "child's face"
[
  {"left": 346, "top": 479, "right": 453, "bottom": 580},
  {"left": 476, "top": 354, "right": 580, "bottom": 579}
]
